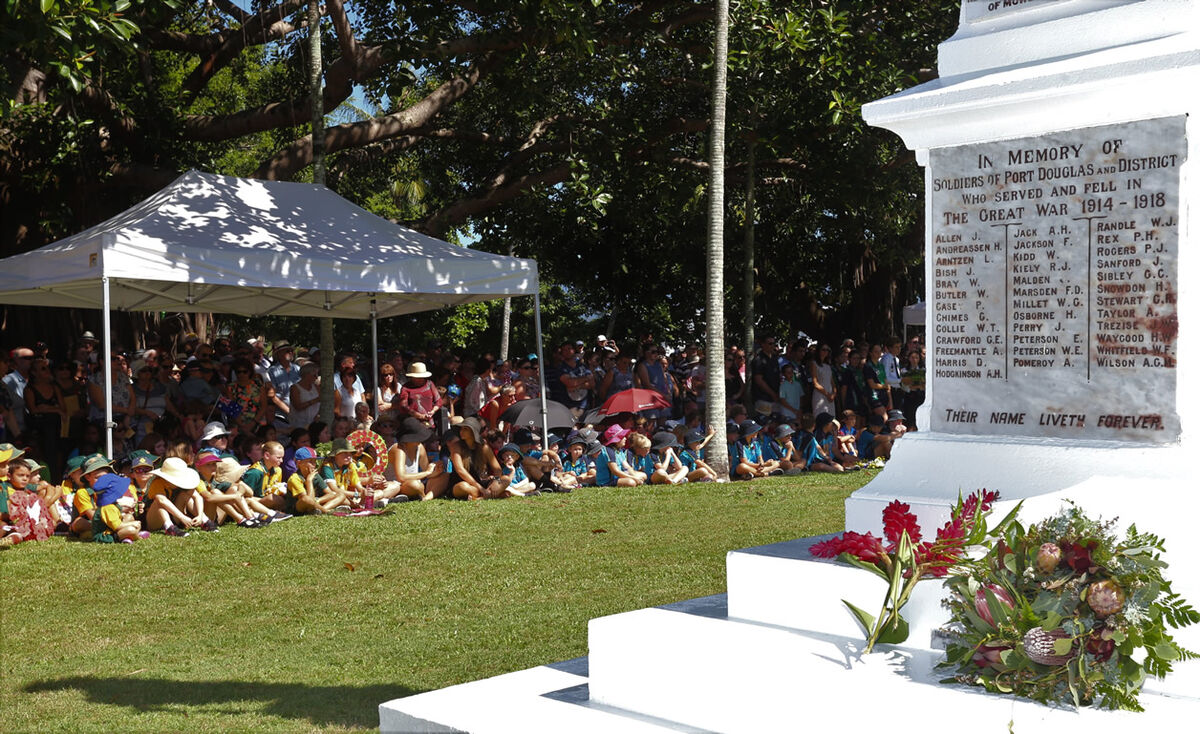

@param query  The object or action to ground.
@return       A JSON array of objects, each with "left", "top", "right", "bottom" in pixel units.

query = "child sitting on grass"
[
  {"left": 559, "top": 434, "right": 593, "bottom": 488},
  {"left": 84, "top": 458, "right": 145, "bottom": 544},
  {"left": 287, "top": 447, "right": 351, "bottom": 513},
  {"left": 594, "top": 425, "right": 640, "bottom": 487},
  {"left": 679, "top": 427, "right": 719, "bottom": 483},
  {"left": 497, "top": 443, "right": 536, "bottom": 496},
  {"left": 1, "top": 459, "right": 42, "bottom": 546},
  {"left": 627, "top": 432, "right": 655, "bottom": 484},
  {"left": 649, "top": 432, "right": 689, "bottom": 485},
  {"left": 192, "top": 452, "right": 256, "bottom": 527},
  {"left": 796, "top": 414, "right": 844, "bottom": 473},
  {"left": 145, "top": 457, "right": 207, "bottom": 537}
]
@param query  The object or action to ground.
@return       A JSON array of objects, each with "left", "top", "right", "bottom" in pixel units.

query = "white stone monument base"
[
  {"left": 845, "top": 430, "right": 1188, "bottom": 535},
  {"left": 380, "top": 485, "right": 1200, "bottom": 732}
]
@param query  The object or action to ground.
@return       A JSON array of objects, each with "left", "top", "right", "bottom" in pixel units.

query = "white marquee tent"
[{"left": 0, "top": 171, "right": 548, "bottom": 456}]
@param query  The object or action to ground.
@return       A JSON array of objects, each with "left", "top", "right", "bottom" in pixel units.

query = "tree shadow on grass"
[{"left": 25, "top": 675, "right": 420, "bottom": 729}]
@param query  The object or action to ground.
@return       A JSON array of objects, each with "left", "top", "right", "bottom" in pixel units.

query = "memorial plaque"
[{"left": 928, "top": 117, "right": 1185, "bottom": 442}]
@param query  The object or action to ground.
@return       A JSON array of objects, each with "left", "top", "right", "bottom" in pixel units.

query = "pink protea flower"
[
  {"left": 974, "top": 584, "right": 1015, "bottom": 627},
  {"left": 972, "top": 643, "right": 1010, "bottom": 671}
]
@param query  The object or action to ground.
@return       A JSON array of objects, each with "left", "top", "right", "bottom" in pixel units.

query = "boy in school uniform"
[{"left": 242, "top": 440, "right": 292, "bottom": 519}]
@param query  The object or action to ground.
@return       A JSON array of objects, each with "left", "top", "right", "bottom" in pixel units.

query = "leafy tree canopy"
[{"left": 1, "top": 0, "right": 959, "bottom": 351}]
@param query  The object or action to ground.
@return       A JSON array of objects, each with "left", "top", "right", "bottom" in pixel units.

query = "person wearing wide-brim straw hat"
[
  {"left": 385, "top": 416, "right": 448, "bottom": 501},
  {"left": 447, "top": 416, "right": 505, "bottom": 500},
  {"left": 397, "top": 362, "right": 441, "bottom": 429},
  {"left": 144, "top": 456, "right": 205, "bottom": 536}
]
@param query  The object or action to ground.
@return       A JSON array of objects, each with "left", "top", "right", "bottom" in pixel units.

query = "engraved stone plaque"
[{"left": 928, "top": 116, "right": 1185, "bottom": 442}]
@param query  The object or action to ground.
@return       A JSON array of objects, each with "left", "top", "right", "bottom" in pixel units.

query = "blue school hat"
[
  {"left": 94, "top": 474, "right": 132, "bottom": 507},
  {"left": 498, "top": 443, "right": 524, "bottom": 459}
]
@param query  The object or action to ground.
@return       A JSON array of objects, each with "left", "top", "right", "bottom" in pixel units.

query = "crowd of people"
[{"left": 0, "top": 329, "right": 925, "bottom": 546}]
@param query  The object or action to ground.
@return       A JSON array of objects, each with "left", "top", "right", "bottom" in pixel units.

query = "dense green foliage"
[
  {"left": 2, "top": 472, "right": 867, "bottom": 732},
  {"left": 1, "top": 1, "right": 960, "bottom": 350}
]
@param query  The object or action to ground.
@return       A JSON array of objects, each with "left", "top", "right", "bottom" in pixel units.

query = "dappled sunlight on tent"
[{"left": 0, "top": 170, "right": 538, "bottom": 319}]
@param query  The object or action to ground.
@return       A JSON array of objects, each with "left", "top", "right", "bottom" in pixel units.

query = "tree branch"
[
  {"left": 420, "top": 165, "right": 572, "bottom": 236},
  {"left": 183, "top": 0, "right": 307, "bottom": 94},
  {"left": 325, "top": 0, "right": 362, "bottom": 70},
  {"left": 253, "top": 56, "right": 499, "bottom": 180}
]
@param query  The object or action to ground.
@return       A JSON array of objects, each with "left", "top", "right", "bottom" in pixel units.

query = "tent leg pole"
[
  {"left": 533, "top": 291, "right": 549, "bottom": 451},
  {"left": 370, "top": 298, "right": 379, "bottom": 420},
  {"left": 102, "top": 277, "right": 114, "bottom": 459}
]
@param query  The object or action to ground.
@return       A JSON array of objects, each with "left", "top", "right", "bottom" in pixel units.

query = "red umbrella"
[
  {"left": 7, "top": 491, "right": 56, "bottom": 542},
  {"left": 600, "top": 388, "right": 671, "bottom": 415}
]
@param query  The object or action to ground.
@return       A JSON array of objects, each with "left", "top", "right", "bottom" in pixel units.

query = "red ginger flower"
[
  {"left": 882, "top": 500, "right": 921, "bottom": 546},
  {"left": 811, "top": 531, "right": 887, "bottom": 564}
]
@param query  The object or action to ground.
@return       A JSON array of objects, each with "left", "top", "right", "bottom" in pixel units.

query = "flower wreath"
[{"left": 940, "top": 505, "right": 1199, "bottom": 711}]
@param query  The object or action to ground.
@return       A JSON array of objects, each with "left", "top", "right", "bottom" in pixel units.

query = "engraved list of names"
[{"left": 928, "top": 116, "right": 1185, "bottom": 443}]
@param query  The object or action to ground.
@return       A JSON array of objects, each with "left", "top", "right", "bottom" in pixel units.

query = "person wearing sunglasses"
[
  {"left": 2, "top": 347, "right": 34, "bottom": 436},
  {"left": 229, "top": 358, "right": 273, "bottom": 427}
]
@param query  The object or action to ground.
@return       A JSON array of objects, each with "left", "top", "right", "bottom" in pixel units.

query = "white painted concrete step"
[
  {"left": 378, "top": 655, "right": 714, "bottom": 734},
  {"left": 588, "top": 600, "right": 1200, "bottom": 734},
  {"left": 725, "top": 535, "right": 948, "bottom": 648}
]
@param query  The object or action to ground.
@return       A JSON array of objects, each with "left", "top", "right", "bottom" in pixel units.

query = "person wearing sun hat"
[
  {"left": 593, "top": 424, "right": 639, "bottom": 487},
  {"left": 448, "top": 416, "right": 504, "bottom": 500},
  {"left": 0, "top": 444, "right": 27, "bottom": 523},
  {"left": 385, "top": 416, "right": 448, "bottom": 501},
  {"left": 397, "top": 362, "right": 441, "bottom": 429},
  {"left": 495, "top": 443, "right": 537, "bottom": 496},
  {"left": 198, "top": 420, "right": 231, "bottom": 453},
  {"left": 143, "top": 456, "right": 206, "bottom": 536},
  {"left": 678, "top": 426, "right": 719, "bottom": 482},
  {"left": 89, "top": 468, "right": 146, "bottom": 544},
  {"left": 286, "top": 446, "right": 347, "bottom": 514},
  {"left": 647, "top": 431, "right": 689, "bottom": 485},
  {"left": 557, "top": 432, "right": 592, "bottom": 489},
  {"left": 733, "top": 419, "right": 780, "bottom": 479},
  {"left": 190, "top": 450, "right": 257, "bottom": 527},
  {"left": 321, "top": 437, "right": 373, "bottom": 507},
  {"left": 66, "top": 453, "right": 106, "bottom": 539}
]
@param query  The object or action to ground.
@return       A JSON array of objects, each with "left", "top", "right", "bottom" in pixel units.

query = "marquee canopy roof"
[{"left": 0, "top": 170, "right": 537, "bottom": 319}]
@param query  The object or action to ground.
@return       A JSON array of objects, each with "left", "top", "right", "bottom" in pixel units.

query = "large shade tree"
[{"left": 1, "top": 0, "right": 959, "bottom": 349}]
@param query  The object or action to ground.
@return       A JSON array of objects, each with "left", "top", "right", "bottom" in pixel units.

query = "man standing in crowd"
[
  {"left": 881, "top": 336, "right": 904, "bottom": 409},
  {"left": 3, "top": 346, "right": 33, "bottom": 435},
  {"left": 268, "top": 340, "right": 299, "bottom": 427},
  {"left": 750, "top": 336, "right": 783, "bottom": 419},
  {"left": 549, "top": 341, "right": 594, "bottom": 421}
]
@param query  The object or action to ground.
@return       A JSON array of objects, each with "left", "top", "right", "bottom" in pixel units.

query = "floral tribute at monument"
[
  {"left": 940, "top": 505, "right": 1199, "bottom": 711},
  {"left": 811, "top": 490, "right": 1016, "bottom": 653}
]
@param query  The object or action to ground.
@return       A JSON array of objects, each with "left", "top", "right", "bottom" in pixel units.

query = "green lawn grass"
[{"left": 2, "top": 472, "right": 871, "bottom": 732}]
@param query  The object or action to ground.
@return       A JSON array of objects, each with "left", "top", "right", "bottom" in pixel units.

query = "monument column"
[{"left": 853, "top": 0, "right": 1199, "bottom": 532}]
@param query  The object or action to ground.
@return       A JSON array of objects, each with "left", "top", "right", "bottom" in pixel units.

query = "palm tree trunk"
[
  {"left": 704, "top": 0, "right": 730, "bottom": 478},
  {"left": 741, "top": 138, "right": 756, "bottom": 415},
  {"left": 309, "top": 0, "right": 335, "bottom": 423}
]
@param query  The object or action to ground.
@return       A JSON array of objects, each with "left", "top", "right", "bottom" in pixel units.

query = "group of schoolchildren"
[{"left": 0, "top": 416, "right": 408, "bottom": 546}]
